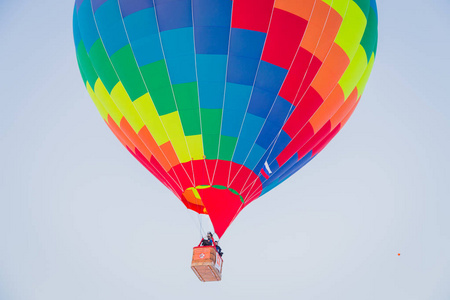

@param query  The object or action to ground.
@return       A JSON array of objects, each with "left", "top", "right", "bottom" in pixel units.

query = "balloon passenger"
[
  {"left": 215, "top": 240, "right": 223, "bottom": 257},
  {"left": 201, "top": 232, "right": 214, "bottom": 246}
]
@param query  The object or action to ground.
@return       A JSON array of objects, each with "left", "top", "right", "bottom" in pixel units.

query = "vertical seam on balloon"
[
  {"left": 227, "top": 0, "right": 319, "bottom": 189},
  {"left": 225, "top": 0, "right": 278, "bottom": 188},
  {"left": 80, "top": 2, "right": 183, "bottom": 194},
  {"left": 210, "top": 0, "right": 234, "bottom": 186}
]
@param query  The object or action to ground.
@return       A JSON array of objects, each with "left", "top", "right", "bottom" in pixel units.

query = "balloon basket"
[{"left": 191, "top": 246, "right": 223, "bottom": 282}]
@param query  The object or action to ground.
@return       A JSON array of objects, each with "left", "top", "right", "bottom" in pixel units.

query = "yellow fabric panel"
[
  {"left": 86, "top": 81, "right": 108, "bottom": 121},
  {"left": 160, "top": 111, "right": 191, "bottom": 163},
  {"left": 339, "top": 45, "right": 368, "bottom": 99},
  {"left": 321, "top": 0, "right": 350, "bottom": 17},
  {"left": 93, "top": 79, "right": 123, "bottom": 125},
  {"left": 356, "top": 53, "right": 375, "bottom": 97},
  {"left": 133, "top": 93, "right": 170, "bottom": 146},
  {"left": 186, "top": 135, "right": 205, "bottom": 161},
  {"left": 110, "top": 82, "right": 144, "bottom": 133},
  {"left": 334, "top": 1, "right": 367, "bottom": 59}
]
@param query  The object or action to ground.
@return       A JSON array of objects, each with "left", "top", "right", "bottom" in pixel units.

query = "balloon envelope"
[{"left": 73, "top": 0, "right": 378, "bottom": 237}]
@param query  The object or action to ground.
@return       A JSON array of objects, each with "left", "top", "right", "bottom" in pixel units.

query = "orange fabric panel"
[
  {"left": 300, "top": 0, "right": 340, "bottom": 60},
  {"left": 274, "top": 0, "right": 315, "bottom": 20},
  {"left": 330, "top": 88, "right": 359, "bottom": 128},
  {"left": 311, "top": 44, "right": 349, "bottom": 99},
  {"left": 138, "top": 126, "right": 172, "bottom": 172},
  {"left": 119, "top": 118, "right": 152, "bottom": 162},
  {"left": 310, "top": 85, "right": 345, "bottom": 132},
  {"left": 340, "top": 98, "right": 360, "bottom": 128},
  {"left": 160, "top": 142, "right": 180, "bottom": 167},
  {"left": 314, "top": 7, "right": 343, "bottom": 61},
  {"left": 106, "top": 115, "right": 135, "bottom": 152}
]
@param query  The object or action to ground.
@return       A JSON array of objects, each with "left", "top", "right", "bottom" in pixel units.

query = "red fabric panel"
[
  {"left": 191, "top": 159, "right": 210, "bottom": 186},
  {"left": 261, "top": 8, "right": 308, "bottom": 69},
  {"left": 312, "top": 124, "right": 341, "bottom": 156},
  {"left": 297, "top": 121, "right": 332, "bottom": 160},
  {"left": 279, "top": 47, "right": 322, "bottom": 103},
  {"left": 283, "top": 87, "right": 323, "bottom": 138},
  {"left": 276, "top": 123, "right": 314, "bottom": 165},
  {"left": 231, "top": 0, "right": 275, "bottom": 32},
  {"left": 172, "top": 164, "right": 194, "bottom": 191},
  {"left": 211, "top": 160, "right": 230, "bottom": 186}
]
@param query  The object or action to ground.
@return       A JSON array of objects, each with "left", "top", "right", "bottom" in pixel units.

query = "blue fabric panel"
[
  {"left": 165, "top": 55, "right": 196, "bottom": 84},
  {"left": 222, "top": 109, "right": 244, "bottom": 137},
  {"left": 119, "top": 0, "right": 154, "bottom": 18},
  {"left": 193, "top": 0, "right": 232, "bottom": 27},
  {"left": 232, "top": 114, "right": 265, "bottom": 165},
  {"left": 243, "top": 144, "right": 266, "bottom": 170},
  {"left": 227, "top": 55, "right": 259, "bottom": 86},
  {"left": 264, "top": 154, "right": 298, "bottom": 186},
  {"left": 229, "top": 28, "right": 266, "bottom": 59},
  {"left": 255, "top": 96, "right": 293, "bottom": 148},
  {"left": 247, "top": 87, "right": 277, "bottom": 119},
  {"left": 73, "top": 8, "right": 82, "bottom": 48},
  {"left": 250, "top": 147, "right": 272, "bottom": 175},
  {"left": 95, "top": 0, "right": 129, "bottom": 56},
  {"left": 130, "top": 35, "right": 163, "bottom": 66},
  {"left": 278, "top": 151, "right": 313, "bottom": 182},
  {"left": 76, "top": 0, "right": 85, "bottom": 11},
  {"left": 195, "top": 26, "right": 230, "bottom": 55},
  {"left": 154, "top": 0, "right": 192, "bottom": 32},
  {"left": 124, "top": 8, "right": 158, "bottom": 42},
  {"left": 198, "top": 81, "right": 224, "bottom": 109},
  {"left": 255, "top": 120, "right": 280, "bottom": 149},
  {"left": 77, "top": 0, "right": 100, "bottom": 52},
  {"left": 160, "top": 27, "right": 194, "bottom": 58},
  {"left": 254, "top": 61, "right": 288, "bottom": 93},
  {"left": 92, "top": 0, "right": 108, "bottom": 12},
  {"left": 267, "top": 130, "right": 291, "bottom": 162},
  {"left": 221, "top": 83, "right": 252, "bottom": 137},
  {"left": 370, "top": 0, "right": 378, "bottom": 17},
  {"left": 196, "top": 54, "right": 227, "bottom": 82},
  {"left": 124, "top": 8, "right": 164, "bottom": 66},
  {"left": 261, "top": 178, "right": 281, "bottom": 196}
]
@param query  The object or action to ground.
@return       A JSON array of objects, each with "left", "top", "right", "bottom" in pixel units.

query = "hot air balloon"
[{"left": 74, "top": 0, "right": 378, "bottom": 281}]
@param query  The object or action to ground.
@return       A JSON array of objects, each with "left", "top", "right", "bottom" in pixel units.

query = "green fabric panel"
[
  {"left": 109, "top": 45, "right": 147, "bottom": 101},
  {"left": 200, "top": 109, "right": 222, "bottom": 135},
  {"left": 172, "top": 82, "right": 199, "bottom": 111},
  {"left": 352, "top": 0, "right": 370, "bottom": 19},
  {"left": 360, "top": 8, "right": 378, "bottom": 61},
  {"left": 88, "top": 39, "right": 119, "bottom": 93},
  {"left": 201, "top": 108, "right": 222, "bottom": 159},
  {"left": 212, "top": 185, "right": 227, "bottom": 190},
  {"left": 76, "top": 41, "right": 98, "bottom": 88},
  {"left": 203, "top": 133, "right": 219, "bottom": 159},
  {"left": 179, "top": 109, "right": 201, "bottom": 136},
  {"left": 140, "top": 60, "right": 177, "bottom": 115},
  {"left": 228, "top": 188, "right": 239, "bottom": 196},
  {"left": 218, "top": 135, "right": 237, "bottom": 161}
]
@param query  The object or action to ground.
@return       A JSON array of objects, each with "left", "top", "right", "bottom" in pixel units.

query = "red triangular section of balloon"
[{"left": 197, "top": 187, "right": 243, "bottom": 238}]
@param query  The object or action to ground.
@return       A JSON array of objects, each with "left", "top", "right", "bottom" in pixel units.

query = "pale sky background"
[{"left": 1, "top": 1, "right": 450, "bottom": 299}]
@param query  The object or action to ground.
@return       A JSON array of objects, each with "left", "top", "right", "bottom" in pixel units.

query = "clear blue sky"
[{"left": 1, "top": 1, "right": 449, "bottom": 299}]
